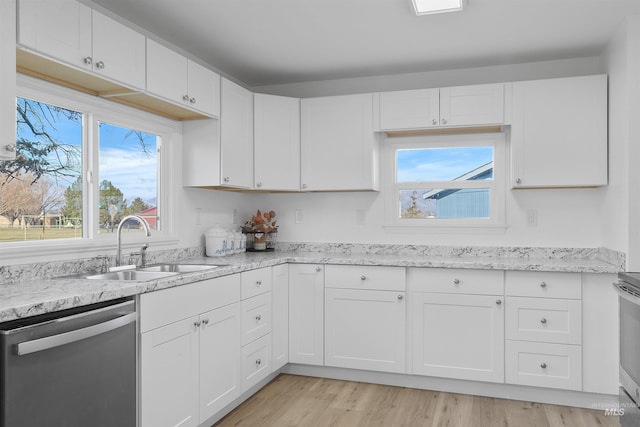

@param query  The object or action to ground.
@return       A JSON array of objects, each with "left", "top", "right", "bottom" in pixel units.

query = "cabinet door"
[
  {"left": 1, "top": 0, "right": 16, "bottom": 160},
  {"left": 301, "top": 94, "right": 379, "bottom": 191},
  {"left": 378, "top": 88, "right": 439, "bottom": 130},
  {"left": 289, "top": 264, "right": 324, "bottom": 365},
  {"left": 146, "top": 39, "right": 188, "bottom": 107},
  {"left": 511, "top": 75, "right": 607, "bottom": 188},
  {"left": 272, "top": 264, "right": 289, "bottom": 371},
  {"left": 199, "top": 303, "right": 242, "bottom": 422},
  {"left": 188, "top": 60, "right": 220, "bottom": 117},
  {"left": 91, "top": 10, "right": 146, "bottom": 88},
  {"left": 254, "top": 94, "right": 300, "bottom": 191},
  {"left": 241, "top": 292, "right": 272, "bottom": 346},
  {"left": 17, "top": 0, "right": 92, "bottom": 71},
  {"left": 439, "top": 83, "right": 504, "bottom": 127},
  {"left": 241, "top": 334, "right": 272, "bottom": 392},
  {"left": 412, "top": 292, "right": 504, "bottom": 383},
  {"left": 325, "top": 288, "right": 406, "bottom": 373},
  {"left": 141, "top": 317, "right": 199, "bottom": 427},
  {"left": 182, "top": 119, "right": 221, "bottom": 187},
  {"left": 220, "top": 78, "right": 254, "bottom": 188}
]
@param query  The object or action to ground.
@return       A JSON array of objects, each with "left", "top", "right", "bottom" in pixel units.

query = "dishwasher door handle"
[{"left": 16, "top": 312, "right": 137, "bottom": 356}]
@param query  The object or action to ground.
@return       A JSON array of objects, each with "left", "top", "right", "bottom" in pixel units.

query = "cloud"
[{"left": 99, "top": 148, "right": 157, "bottom": 204}]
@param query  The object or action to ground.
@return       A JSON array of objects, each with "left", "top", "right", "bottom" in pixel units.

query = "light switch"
[{"left": 295, "top": 209, "right": 304, "bottom": 224}]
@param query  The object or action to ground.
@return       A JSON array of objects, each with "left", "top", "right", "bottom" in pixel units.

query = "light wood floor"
[{"left": 213, "top": 374, "right": 620, "bottom": 427}]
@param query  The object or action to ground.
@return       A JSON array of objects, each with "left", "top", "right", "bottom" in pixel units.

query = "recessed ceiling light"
[{"left": 411, "top": 0, "right": 465, "bottom": 15}]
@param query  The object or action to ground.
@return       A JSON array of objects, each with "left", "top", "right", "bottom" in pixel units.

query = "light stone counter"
[{"left": 0, "top": 244, "right": 625, "bottom": 322}]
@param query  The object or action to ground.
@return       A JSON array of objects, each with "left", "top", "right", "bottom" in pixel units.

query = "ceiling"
[{"left": 87, "top": 0, "right": 640, "bottom": 88}]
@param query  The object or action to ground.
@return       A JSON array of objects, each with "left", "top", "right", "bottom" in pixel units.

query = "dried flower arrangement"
[{"left": 242, "top": 210, "right": 277, "bottom": 233}]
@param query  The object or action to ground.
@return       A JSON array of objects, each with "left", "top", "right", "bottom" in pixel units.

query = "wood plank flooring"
[{"left": 213, "top": 374, "right": 620, "bottom": 427}]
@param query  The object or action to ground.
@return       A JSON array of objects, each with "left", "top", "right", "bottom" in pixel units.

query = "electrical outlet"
[
  {"left": 295, "top": 209, "right": 304, "bottom": 224},
  {"left": 526, "top": 210, "right": 538, "bottom": 227}
]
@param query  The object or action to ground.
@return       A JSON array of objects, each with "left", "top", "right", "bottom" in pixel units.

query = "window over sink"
[
  {"left": 383, "top": 132, "right": 506, "bottom": 232},
  {"left": 0, "top": 74, "right": 176, "bottom": 251}
]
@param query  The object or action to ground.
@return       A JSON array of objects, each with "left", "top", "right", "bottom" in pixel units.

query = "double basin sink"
[{"left": 83, "top": 264, "right": 219, "bottom": 281}]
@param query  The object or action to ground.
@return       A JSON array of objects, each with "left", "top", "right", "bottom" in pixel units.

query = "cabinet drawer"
[
  {"left": 325, "top": 265, "right": 405, "bottom": 291},
  {"left": 506, "top": 271, "right": 581, "bottom": 299},
  {"left": 411, "top": 268, "right": 504, "bottom": 295},
  {"left": 241, "top": 334, "right": 271, "bottom": 392},
  {"left": 505, "top": 340, "right": 582, "bottom": 391},
  {"left": 241, "top": 292, "right": 272, "bottom": 346},
  {"left": 241, "top": 267, "right": 272, "bottom": 299},
  {"left": 140, "top": 274, "right": 241, "bottom": 333},
  {"left": 506, "top": 297, "right": 581, "bottom": 344}
]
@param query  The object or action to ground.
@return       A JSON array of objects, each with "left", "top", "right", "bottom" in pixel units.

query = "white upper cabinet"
[
  {"left": 301, "top": 94, "right": 380, "bottom": 191},
  {"left": 376, "top": 83, "right": 504, "bottom": 131},
  {"left": 254, "top": 94, "right": 300, "bottom": 191},
  {"left": 511, "top": 75, "right": 607, "bottom": 188},
  {"left": 146, "top": 39, "right": 220, "bottom": 117},
  {"left": 1, "top": 0, "right": 16, "bottom": 161},
  {"left": 220, "top": 78, "right": 254, "bottom": 189},
  {"left": 18, "top": 0, "right": 145, "bottom": 89}
]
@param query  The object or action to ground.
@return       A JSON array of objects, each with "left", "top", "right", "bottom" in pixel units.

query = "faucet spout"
[{"left": 116, "top": 215, "right": 152, "bottom": 267}]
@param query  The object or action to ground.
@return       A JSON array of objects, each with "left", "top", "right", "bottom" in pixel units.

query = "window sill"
[{"left": 383, "top": 223, "right": 508, "bottom": 234}]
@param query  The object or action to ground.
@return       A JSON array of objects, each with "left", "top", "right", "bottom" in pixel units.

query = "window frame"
[
  {"left": 383, "top": 132, "right": 506, "bottom": 233},
  {"left": 0, "top": 74, "right": 178, "bottom": 260}
]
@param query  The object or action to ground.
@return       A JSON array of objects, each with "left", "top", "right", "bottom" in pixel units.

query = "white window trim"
[
  {"left": 0, "top": 74, "right": 179, "bottom": 262},
  {"left": 383, "top": 132, "right": 506, "bottom": 234}
]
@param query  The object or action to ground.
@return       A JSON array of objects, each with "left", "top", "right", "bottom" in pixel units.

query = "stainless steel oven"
[
  {"left": 0, "top": 298, "right": 137, "bottom": 427},
  {"left": 615, "top": 272, "right": 640, "bottom": 425}
]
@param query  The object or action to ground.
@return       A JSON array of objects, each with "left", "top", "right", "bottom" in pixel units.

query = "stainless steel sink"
[
  {"left": 138, "top": 264, "right": 218, "bottom": 273},
  {"left": 85, "top": 270, "right": 179, "bottom": 281}
]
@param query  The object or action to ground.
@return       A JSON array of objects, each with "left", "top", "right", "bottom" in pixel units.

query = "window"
[
  {"left": 0, "top": 75, "right": 175, "bottom": 251},
  {"left": 384, "top": 133, "right": 505, "bottom": 231}
]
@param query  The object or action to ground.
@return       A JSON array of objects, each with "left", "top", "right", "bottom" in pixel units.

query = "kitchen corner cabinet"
[
  {"left": 254, "top": 94, "right": 300, "bottom": 191},
  {"left": 1, "top": 0, "right": 16, "bottom": 160},
  {"left": 18, "top": 0, "right": 146, "bottom": 89},
  {"left": 411, "top": 268, "right": 505, "bottom": 383},
  {"left": 511, "top": 74, "right": 607, "bottom": 188},
  {"left": 301, "top": 94, "right": 381, "bottom": 191},
  {"left": 272, "top": 264, "right": 290, "bottom": 370},
  {"left": 376, "top": 83, "right": 504, "bottom": 131},
  {"left": 140, "top": 275, "right": 242, "bottom": 427},
  {"left": 324, "top": 265, "right": 407, "bottom": 373},
  {"left": 146, "top": 39, "right": 220, "bottom": 118},
  {"left": 220, "top": 78, "right": 254, "bottom": 189},
  {"left": 289, "top": 264, "right": 324, "bottom": 365}
]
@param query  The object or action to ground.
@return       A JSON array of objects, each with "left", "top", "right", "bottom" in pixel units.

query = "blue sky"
[{"left": 396, "top": 146, "right": 493, "bottom": 182}]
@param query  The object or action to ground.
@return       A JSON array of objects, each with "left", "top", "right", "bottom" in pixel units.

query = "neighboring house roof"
[{"left": 423, "top": 162, "right": 493, "bottom": 200}]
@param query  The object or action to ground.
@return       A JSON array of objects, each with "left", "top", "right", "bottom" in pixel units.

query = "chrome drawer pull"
[
  {"left": 540, "top": 318, "right": 547, "bottom": 324},
  {"left": 540, "top": 362, "right": 547, "bottom": 369}
]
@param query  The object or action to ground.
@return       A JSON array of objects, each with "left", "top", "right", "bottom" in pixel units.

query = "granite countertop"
[{"left": 0, "top": 246, "right": 625, "bottom": 323}]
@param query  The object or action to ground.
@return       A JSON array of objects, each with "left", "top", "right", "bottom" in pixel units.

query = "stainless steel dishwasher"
[{"left": 0, "top": 298, "right": 137, "bottom": 427}]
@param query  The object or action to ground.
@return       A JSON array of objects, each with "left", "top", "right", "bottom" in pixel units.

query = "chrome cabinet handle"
[
  {"left": 256, "top": 358, "right": 262, "bottom": 366},
  {"left": 256, "top": 182, "right": 263, "bottom": 188},
  {"left": 256, "top": 280, "right": 262, "bottom": 286},
  {"left": 540, "top": 362, "right": 547, "bottom": 369},
  {"left": 302, "top": 183, "right": 308, "bottom": 189},
  {"left": 183, "top": 94, "right": 190, "bottom": 102},
  {"left": 540, "top": 318, "right": 547, "bottom": 324},
  {"left": 315, "top": 266, "right": 321, "bottom": 272},
  {"left": 223, "top": 176, "right": 230, "bottom": 183},
  {"left": 202, "top": 318, "right": 209, "bottom": 326},
  {"left": 83, "top": 56, "right": 92, "bottom": 65},
  {"left": 540, "top": 282, "right": 547, "bottom": 288},
  {"left": 397, "top": 294, "right": 403, "bottom": 300},
  {"left": 516, "top": 178, "right": 522, "bottom": 184},
  {"left": 256, "top": 314, "right": 262, "bottom": 321},
  {"left": 453, "top": 278, "right": 460, "bottom": 285},
  {"left": 441, "top": 118, "right": 447, "bottom": 125},
  {"left": 194, "top": 320, "right": 201, "bottom": 328},
  {"left": 190, "top": 97, "right": 196, "bottom": 104},
  {"left": 431, "top": 118, "right": 437, "bottom": 125},
  {"left": 360, "top": 275, "right": 366, "bottom": 281},
  {"left": 95, "top": 61, "right": 105, "bottom": 70},
  {"left": 496, "top": 299, "right": 502, "bottom": 305},
  {"left": 4, "top": 144, "right": 16, "bottom": 152}
]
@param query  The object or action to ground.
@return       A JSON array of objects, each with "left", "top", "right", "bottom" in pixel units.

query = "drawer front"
[
  {"left": 241, "top": 334, "right": 271, "bottom": 392},
  {"left": 241, "top": 267, "right": 272, "bottom": 299},
  {"left": 325, "top": 265, "right": 406, "bottom": 291},
  {"left": 505, "top": 271, "right": 581, "bottom": 299},
  {"left": 506, "top": 297, "right": 582, "bottom": 344},
  {"left": 140, "top": 274, "right": 241, "bottom": 333},
  {"left": 505, "top": 340, "right": 582, "bottom": 391},
  {"left": 411, "top": 268, "right": 504, "bottom": 295},
  {"left": 241, "top": 292, "right": 272, "bottom": 346}
]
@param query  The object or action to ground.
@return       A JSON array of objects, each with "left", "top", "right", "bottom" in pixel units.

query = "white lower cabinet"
[
  {"left": 241, "top": 334, "right": 272, "bottom": 391},
  {"left": 412, "top": 292, "right": 504, "bottom": 382},
  {"left": 289, "top": 264, "right": 325, "bottom": 365},
  {"left": 410, "top": 268, "right": 504, "bottom": 383},
  {"left": 140, "top": 275, "right": 242, "bottom": 427},
  {"left": 325, "top": 288, "right": 406, "bottom": 373}
]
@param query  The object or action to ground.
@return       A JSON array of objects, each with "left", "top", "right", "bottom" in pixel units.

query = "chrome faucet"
[{"left": 116, "top": 215, "right": 151, "bottom": 267}]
